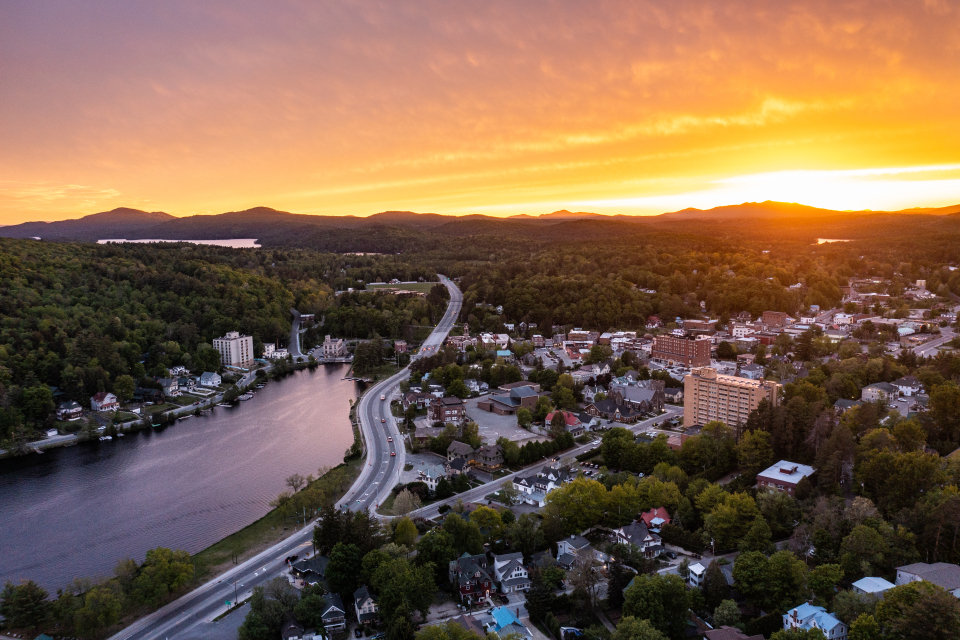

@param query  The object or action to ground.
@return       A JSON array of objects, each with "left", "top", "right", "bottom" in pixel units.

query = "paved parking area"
[
  {"left": 464, "top": 397, "right": 550, "bottom": 445},
  {"left": 401, "top": 451, "right": 449, "bottom": 483}
]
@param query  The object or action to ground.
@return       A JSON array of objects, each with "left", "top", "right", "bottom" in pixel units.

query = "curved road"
[
  {"left": 109, "top": 276, "right": 461, "bottom": 640},
  {"left": 341, "top": 275, "right": 462, "bottom": 512}
]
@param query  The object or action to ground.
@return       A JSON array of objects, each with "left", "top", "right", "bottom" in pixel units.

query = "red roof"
[
  {"left": 546, "top": 411, "right": 580, "bottom": 426},
  {"left": 640, "top": 507, "right": 671, "bottom": 527},
  {"left": 92, "top": 392, "right": 114, "bottom": 402}
]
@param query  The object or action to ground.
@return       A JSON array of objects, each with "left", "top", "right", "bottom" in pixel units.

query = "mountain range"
[{"left": 2, "top": 200, "right": 960, "bottom": 248}]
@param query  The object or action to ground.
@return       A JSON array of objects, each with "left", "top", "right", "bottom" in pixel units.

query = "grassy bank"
[{"left": 193, "top": 456, "right": 362, "bottom": 580}]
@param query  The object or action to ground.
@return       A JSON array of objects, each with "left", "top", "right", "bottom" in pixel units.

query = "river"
[{"left": 0, "top": 365, "right": 358, "bottom": 591}]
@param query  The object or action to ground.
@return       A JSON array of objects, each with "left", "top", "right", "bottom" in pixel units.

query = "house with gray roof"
[
  {"left": 353, "top": 585, "right": 379, "bottom": 624},
  {"left": 291, "top": 555, "right": 329, "bottom": 585},
  {"left": 56, "top": 400, "right": 83, "bottom": 421},
  {"left": 449, "top": 552, "right": 493, "bottom": 604},
  {"left": 862, "top": 381, "right": 898, "bottom": 403},
  {"left": 492, "top": 552, "right": 531, "bottom": 592},
  {"left": 447, "top": 440, "right": 475, "bottom": 462},
  {"left": 893, "top": 375, "right": 922, "bottom": 396},
  {"left": 319, "top": 592, "right": 347, "bottom": 632},
  {"left": 834, "top": 398, "right": 863, "bottom": 414},
  {"left": 614, "top": 521, "right": 663, "bottom": 559},
  {"left": 896, "top": 562, "right": 960, "bottom": 597},
  {"left": 476, "top": 386, "right": 539, "bottom": 415}
]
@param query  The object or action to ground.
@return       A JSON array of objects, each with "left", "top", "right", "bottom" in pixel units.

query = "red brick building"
[
  {"left": 762, "top": 311, "right": 789, "bottom": 328},
  {"left": 651, "top": 334, "right": 711, "bottom": 367},
  {"left": 431, "top": 396, "right": 466, "bottom": 424}
]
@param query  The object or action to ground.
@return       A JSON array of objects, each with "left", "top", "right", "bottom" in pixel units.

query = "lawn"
[
  {"left": 366, "top": 281, "right": 438, "bottom": 294},
  {"left": 144, "top": 403, "right": 177, "bottom": 415}
]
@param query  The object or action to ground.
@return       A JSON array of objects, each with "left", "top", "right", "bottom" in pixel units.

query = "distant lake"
[
  {"left": 98, "top": 238, "right": 261, "bottom": 248},
  {"left": 816, "top": 238, "right": 852, "bottom": 244}
]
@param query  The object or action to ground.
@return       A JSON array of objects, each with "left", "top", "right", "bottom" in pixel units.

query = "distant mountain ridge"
[{"left": 3, "top": 200, "right": 960, "bottom": 245}]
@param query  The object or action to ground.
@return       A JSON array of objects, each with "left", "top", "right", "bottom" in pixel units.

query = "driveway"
[{"left": 464, "top": 397, "right": 549, "bottom": 445}]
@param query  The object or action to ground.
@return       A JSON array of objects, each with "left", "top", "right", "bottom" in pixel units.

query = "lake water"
[
  {"left": 97, "top": 238, "right": 261, "bottom": 248},
  {"left": 0, "top": 365, "right": 357, "bottom": 591}
]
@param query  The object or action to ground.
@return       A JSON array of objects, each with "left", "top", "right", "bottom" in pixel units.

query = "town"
[{"left": 231, "top": 289, "right": 960, "bottom": 640}]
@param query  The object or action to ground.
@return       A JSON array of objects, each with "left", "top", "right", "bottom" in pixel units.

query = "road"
[
  {"left": 912, "top": 327, "right": 955, "bottom": 357},
  {"left": 109, "top": 276, "right": 462, "bottom": 640},
  {"left": 340, "top": 274, "right": 463, "bottom": 512},
  {"left": 289, "top": 309, "right": 305, "bottom": 359}
]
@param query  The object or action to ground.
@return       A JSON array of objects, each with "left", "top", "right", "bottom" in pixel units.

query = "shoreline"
[{"left": 0, "top": 359, "right": 336, "bottom": 460}]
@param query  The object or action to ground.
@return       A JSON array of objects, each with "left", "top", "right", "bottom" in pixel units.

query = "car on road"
[
  {"left": 381, "top": 394, "right": 386, "bottom": 400},
  {"left": 387, "top": 437, "right": 393, "bottom": 442},
  {"left": 390, "top": 452, "right": 396, "bottom": 457},
  {"left": 381, "top": 418, "right": 386, "bottom": 423}
]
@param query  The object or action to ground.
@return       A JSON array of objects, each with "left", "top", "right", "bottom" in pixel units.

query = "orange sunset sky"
[{"left": 2, "top": 0, "right": 960, "bottom": 224}]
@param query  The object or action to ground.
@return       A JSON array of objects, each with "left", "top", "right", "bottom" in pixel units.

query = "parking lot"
[{"left": 463, "top": 396, "right": 550, "bottom": 446}]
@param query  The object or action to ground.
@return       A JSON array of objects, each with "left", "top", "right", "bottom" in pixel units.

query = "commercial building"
[
  {"left": 651, "top": 334, "right": 711, "bottom": 367},
  {"left": 762, "top": 310, "right": 789, "bottom": 328},
  {"left": 683, "top": 367, "right": 780, "bottom": 427},
  {"left": 213, "top": 331, "right": 255, "bottom": 367},
  {"left": 322, "top": 335, "right": 347, "bottom": 358}
]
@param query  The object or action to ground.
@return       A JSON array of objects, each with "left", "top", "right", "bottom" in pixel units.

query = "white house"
[
  {"left": 200, "top": 372, "right": 222, "bottom": 388},
  {"left": 783, "top": 604, "right": 847, "bottom": 639},
  {"left": 418, "top": 464, "right": 447, "bottom": 492},
  {"left": 353, "top": 585, "right": 379, "bottom": 625},
  {"left": 852, "top": 577, "right": 894, "bottom": 597},
  {"left": 862, "top": 382, "right": 897, "bottom": 403},
  {"left": 169, "top": 365, "right": 188, "bottom": 377},
  {"left": 687, "top": 562, "right": 706, "bottom": 588},
  {"left": 91, "top": 392, "right": 119, "bottom": 412},
  {"left": 892, "top": 376, "right": 921, "bottom": 397},
  {"left": 896, "top": 562, "right": 960, "bottom": 598},
  {"left": 613, "top": 521, "right": 664, "bottom": 559},
  {"left": 492, "top": 552, "right": 531, "bottom": 593}
]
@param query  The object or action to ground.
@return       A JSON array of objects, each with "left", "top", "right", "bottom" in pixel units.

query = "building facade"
[
  {"left": 213, "top": 331, "right": 255, "bottom": 367},
  {"left": 322, "top": 335, "right": 347, "bottom": 358},
  {"left": 762, "top": 311, "right": 789, "bottom": 328},
  {"left": 651, "top": 334, "right": 711, "bottom": 367},
  {"left": 683, "top": 367, "right": 780, "bottom": 427}
]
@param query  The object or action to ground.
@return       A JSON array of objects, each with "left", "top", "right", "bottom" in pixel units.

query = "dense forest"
[{"left": 0, "top": 239, "right": 435, "bottom": 444}]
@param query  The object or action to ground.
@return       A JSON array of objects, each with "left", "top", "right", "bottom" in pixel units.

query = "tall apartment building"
[
  {"left": 684, "top": 367, "right": 781, "bottom": 427},
  {"left": 762, "top": 311, "right": 789, "bottom": 328},
  {"left": 652, "top": 334, "right": 712, "bottom": 367},
  {"left": 213, "top": 331, "right": 255, "bottom": 367}
]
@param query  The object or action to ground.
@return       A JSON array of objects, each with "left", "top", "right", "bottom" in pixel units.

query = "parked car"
[
  {"left": 666, "top": 551, "right": 677, "bottom": 559},
  {"left": 355, "top": 629, "right": 363, "bottom": 638}
]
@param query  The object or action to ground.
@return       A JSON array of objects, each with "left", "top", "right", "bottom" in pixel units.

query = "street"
[{"left": 108, "top": 276, "right": 462, "bottom": 640}]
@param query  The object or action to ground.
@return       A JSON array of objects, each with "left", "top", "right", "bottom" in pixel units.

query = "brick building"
[{"left": 651, "top": 334, "right": 711, "bottom": 367}]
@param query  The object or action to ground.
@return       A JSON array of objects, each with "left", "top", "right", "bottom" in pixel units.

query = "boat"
[
  {"left": 239, "top": 393, "right": 254, "bottom": 401},
  {"left": 99, "top": 436, "right": 113, "bottom": 441},
  {"left": 116, "top": 433, "right": 125, "bottom": 437},
  {"left": 217, "top": 403, "right": 231, "bottom": 407},
  {"left": 179, "top": 415, "right": 192, "bottom": 421}
]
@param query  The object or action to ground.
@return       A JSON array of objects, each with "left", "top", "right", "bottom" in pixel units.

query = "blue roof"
[
  {"left": 786, "top": 603, "right": 844, "bottom": 632},
  {"left": 852, "top": 577, "right": 894, "bottom": 593},
  {"left": 491, "top": 606, "right": 522, "bottom": 631},
  {"left": 496, "top": 350, "right": 512, "bottom": 357}
]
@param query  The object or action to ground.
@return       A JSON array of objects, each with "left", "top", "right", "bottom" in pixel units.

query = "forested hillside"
[{"left": 0, "top": 239, "right": 435, "bottom": 444}]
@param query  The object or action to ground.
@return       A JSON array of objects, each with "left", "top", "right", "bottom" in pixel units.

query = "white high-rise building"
[{"left": 213, "top": 331, "right": 254, "bottom": 367}]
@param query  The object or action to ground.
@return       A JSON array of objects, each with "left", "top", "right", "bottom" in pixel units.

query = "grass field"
[{"left": 366, "top": 281, "right": 437, "bottom": 293}]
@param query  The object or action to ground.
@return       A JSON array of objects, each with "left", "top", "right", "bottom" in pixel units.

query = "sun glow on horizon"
[{"left": 2, "top": 1, "right": 960, "bottom": 224}]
